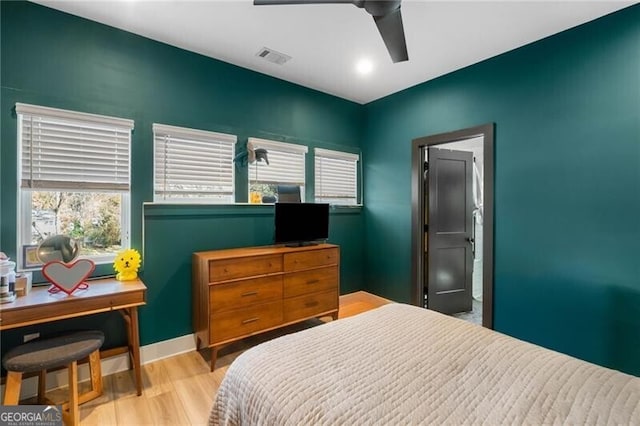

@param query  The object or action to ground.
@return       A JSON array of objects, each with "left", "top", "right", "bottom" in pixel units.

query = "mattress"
[{"left": 210, "top": 303, "right": 640, "bottom": 425}]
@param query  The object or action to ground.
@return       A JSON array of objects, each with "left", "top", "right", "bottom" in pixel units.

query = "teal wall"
[
  {"left": 363, "top": 5, "right": 640, "bottom": 375},
  {"left": 0, "top": 1, "right": 364, "bottom": 348}
]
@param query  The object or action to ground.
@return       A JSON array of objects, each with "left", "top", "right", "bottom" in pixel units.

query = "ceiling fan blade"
[
  {"left": 254, "top": 0, "right": 355, "bottom": 5},
  {"left": 373, "top": 6, "right": 408, "bottom": 63}
]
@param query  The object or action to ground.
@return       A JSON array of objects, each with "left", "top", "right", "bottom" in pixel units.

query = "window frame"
[
  {"left": 152, "top": 123, "right": 237, "bottom": 204},
  {"left": 247, "top": 137, "right": 308, "bottom": 203},
  {"left": 15, "top": 103, "right": 134, "bottom": 270},
  {"left": 314, "top": 147, "right": 361, "bottom": 206}
]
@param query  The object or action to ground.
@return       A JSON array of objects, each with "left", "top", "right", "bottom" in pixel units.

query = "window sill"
[{"left": 142, "top": 202, "right": 362, "bottom": 218}]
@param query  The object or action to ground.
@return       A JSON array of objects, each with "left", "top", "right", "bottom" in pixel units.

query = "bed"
[{"left": 210, "top": 303, "right": 640, "bottom": 425}]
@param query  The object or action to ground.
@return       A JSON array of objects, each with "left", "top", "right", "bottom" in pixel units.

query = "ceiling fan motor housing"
[{"left": 358, "top": 0, "right": 401, "bottom": 17}]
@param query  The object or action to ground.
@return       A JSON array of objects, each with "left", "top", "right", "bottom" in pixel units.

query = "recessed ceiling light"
[{"left": 355, "top": 59, "right": 373, "bottom": 76}]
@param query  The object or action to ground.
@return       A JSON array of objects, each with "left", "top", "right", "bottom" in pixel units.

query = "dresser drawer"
[
  {"left": 210, "top": 276, "right": 282, "bottom": 313},
  {"left": 283, "top": 266, "right": 337, "bottom": 298},
  {"left": 284, "top": 248, "right": 338, "bottom": 272},
  {"left": 283, "top": 289, "right": 338, "bottom": 323},
  {"left": 209, "top": 255, "right": 282, "bottom": 282},
  {"left": 210, "top": 301, "right": 283, "bottom": 344}
]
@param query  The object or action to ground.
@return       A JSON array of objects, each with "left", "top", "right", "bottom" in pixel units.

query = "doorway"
[{"left": 411, "top": 123, "right": 495, "bottom": 328}]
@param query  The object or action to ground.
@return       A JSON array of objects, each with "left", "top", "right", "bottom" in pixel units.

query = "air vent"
[{"left": 255, "top": 47, "right": 291, "bottom": 65}]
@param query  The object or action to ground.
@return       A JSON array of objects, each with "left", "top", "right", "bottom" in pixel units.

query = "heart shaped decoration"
[{"left": 42, "top": 259, "right": 95, "bottom": 295}]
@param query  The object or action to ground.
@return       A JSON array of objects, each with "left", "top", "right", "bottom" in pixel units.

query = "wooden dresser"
[{"left": 192, "top": 243, "right": 339, "bottom": 370}]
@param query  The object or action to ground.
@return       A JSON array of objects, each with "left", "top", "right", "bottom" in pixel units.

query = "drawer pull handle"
[
  {"left": 305, "top": 301, "right": 319, "bottom": 308},
  {"left": 306, "top": 279, "right": 319, "bottom": 285},
  {"left": 268, "top": 262, "right": 272, "bottom": 267},
  {"left": 242, "top": 317, "right": 259, "bottom": 324},
  {"left": 241, "top": 291, "right": 258, "bottom": 297},
  {"left": 223, "top": 268, "right": 228, "bottom": 273}
]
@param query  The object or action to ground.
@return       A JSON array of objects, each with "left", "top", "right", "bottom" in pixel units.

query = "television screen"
[{"left": 274, "top": 203, "right": 330, "bottom": 246}]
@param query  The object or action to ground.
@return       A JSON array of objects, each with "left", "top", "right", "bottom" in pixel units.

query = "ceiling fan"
[{"left": 253, "top": 0, "right": 409, "bottom": 63}]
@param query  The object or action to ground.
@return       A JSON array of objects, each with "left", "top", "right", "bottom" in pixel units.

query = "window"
[
  {"left": 153, "top": 124, "right": 236, "bottom": 203},
  {"left": 248, "top": 138, "right": 308, "bottom": 203},
  {"left": 314, "top": 148, "right": 360, "bottom": 205},
  {"left": 16, "top": 103, "right": 133, "bottom": 268}
]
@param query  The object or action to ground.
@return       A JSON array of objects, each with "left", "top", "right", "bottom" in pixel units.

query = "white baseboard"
[
  {"left": 1, "top": 333, "right": 197, "bottom": 401},
  {"left": 139, "top": 333, "right": 197, "bottom": 366}
]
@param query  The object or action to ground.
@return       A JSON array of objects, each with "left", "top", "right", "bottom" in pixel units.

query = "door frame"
[{"left": 411, "top": 123, "right": 495, "bottom": 328}]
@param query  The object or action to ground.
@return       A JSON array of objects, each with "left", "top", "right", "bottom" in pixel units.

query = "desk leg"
[
  {"left": 129, "top": 307, "right": 143, "bottom": 396},
  {"left": 121, "top": 307, "right": 143, "bottom": 396}
]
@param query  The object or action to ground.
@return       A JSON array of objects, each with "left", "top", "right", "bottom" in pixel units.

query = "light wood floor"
[{"left": 34, "top": 291, "right": 392, "bottom": 425}]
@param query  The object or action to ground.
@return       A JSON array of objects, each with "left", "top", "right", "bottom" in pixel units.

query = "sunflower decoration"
[{"left": 113, "top": 248, "right": 141, "bottom": 281}]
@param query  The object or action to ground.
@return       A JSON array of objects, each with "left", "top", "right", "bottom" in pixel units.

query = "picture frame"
[{"left": 22, "top": 245, "right": 42, "bottom": 269}]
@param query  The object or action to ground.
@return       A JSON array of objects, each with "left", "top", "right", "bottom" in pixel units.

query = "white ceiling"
[{"left": 32, "top": 0, "right": 634, "bottom": 104}]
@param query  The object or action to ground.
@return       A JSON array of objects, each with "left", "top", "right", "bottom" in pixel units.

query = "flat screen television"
[{"left": 274, "top": 202, "right": 330, "bottom": 246}]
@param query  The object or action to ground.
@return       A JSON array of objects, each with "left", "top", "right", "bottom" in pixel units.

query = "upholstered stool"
[{"left": 2, "top": 330, "right": 105, "bottom": 426}]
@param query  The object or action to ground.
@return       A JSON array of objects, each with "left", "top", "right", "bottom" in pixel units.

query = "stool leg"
[
  {"left": 38, "top": 369, "right": 47, "bottom": 404},
  {"left": 66, "top": 361, "right": 79, "bottom": 426},
  {"left": 3, "top": 371, "right": 23, "bottom": 404},
  {"left": 89, "top": 349, "right": 103, "bottom": 396},
  {"left": 76, "top": 350, "right": 104, "bottom": 406}
]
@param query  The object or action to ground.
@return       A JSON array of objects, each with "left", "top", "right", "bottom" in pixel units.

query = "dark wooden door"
[{"left": 426, "top": 148, "right": 473, "bottom": 314}]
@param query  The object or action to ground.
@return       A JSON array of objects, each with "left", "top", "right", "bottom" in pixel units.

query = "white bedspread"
[{"left": 210, "top": 303, "right": 640, "bottom": 425}]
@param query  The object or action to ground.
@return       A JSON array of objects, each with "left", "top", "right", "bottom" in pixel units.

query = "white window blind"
[
  {"left": 153, "top": 123, "right": 237, "bottom": 202},
  {"left": 16, "top": 103, "right": 133, "bottom": 191},
  {"left": 315, "top": 148, "right": 359, "bottom": 205},
  {"left": 248, "top": 138, "right": 308, "bottom": 185}
]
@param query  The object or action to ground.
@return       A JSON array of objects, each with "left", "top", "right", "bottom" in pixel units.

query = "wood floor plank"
[
  {"left": 338, "top": 292, "right": 392, "bottom": 319},
  {"left": 113, "top": 389, "right": 155, "bottom": 425},
  {"left": 110, "top": 370, "right": 138, "bottom": 400},
  {"left": 162, "top": 351, "right": 211, "bottom": 382},
  {"left": 147, "top": 390, "right": 191, "bottom": 425},
  {"left": 173, "top": 375, "right": 217, "bottom": 425},
  {"left": 139, "top": 359, "right": 173, "bottom": 398},
  {"left": 80, "top": 393, "right": 118, "bottom": 426}
]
